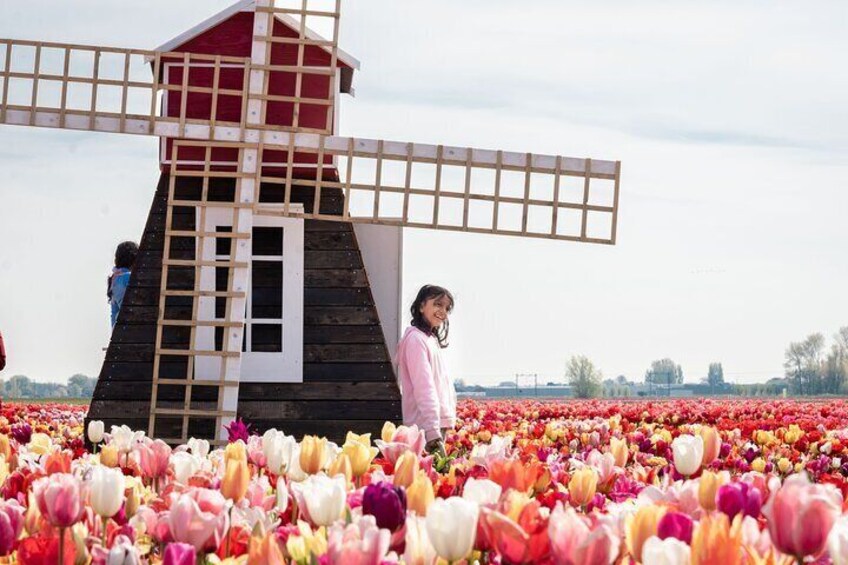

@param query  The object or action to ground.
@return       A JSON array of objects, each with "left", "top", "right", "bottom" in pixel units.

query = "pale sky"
[{"left": 0, "top": 1, "right": 846, "bottom": 386}]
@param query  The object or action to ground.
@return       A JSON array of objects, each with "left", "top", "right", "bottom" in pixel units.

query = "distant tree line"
[
  {"left": 784, "top": 326, "right": 848, "bottom": 395},
  {"left": 0, "top": 374, "right": 96, "bottom": 399}
]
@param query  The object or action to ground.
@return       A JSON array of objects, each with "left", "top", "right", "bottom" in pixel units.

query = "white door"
[{"left": 196, "top": 207, "right": 304, "bottom": 383}]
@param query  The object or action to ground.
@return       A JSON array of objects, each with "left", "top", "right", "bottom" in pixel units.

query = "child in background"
[
  {"left": 0, "top": 330, "right": 6, "bottom": 371},
  {"left": 108, "top": 241, "right": 139, "bottom": 328},
  {"left": 395, "top": 284, "right": 456, "bottom": 457}
]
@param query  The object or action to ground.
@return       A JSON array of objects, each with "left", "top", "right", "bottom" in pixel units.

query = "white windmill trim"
[{"left": 151, "top": 0, "right": 361, "bottom": 78}]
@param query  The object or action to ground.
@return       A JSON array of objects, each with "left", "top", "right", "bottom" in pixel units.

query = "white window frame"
[{"left": 195, "top": 205, "right": 304, "bottom": 383}]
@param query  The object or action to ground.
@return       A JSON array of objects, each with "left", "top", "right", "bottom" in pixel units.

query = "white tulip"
[
  {"left": 90, "top": 466, "right": 126, "bottom": 518},
  {"left": 291, "top": 473, "right": 346, "bottom": 527},
  {"left": 87, "top": 420, "right": 105, "bottom": 444},
  {"left": 672, "top": 434, "right": 704, "bottom": 476},
  {"left": 263, "top": 429, "right": 296, "bottom": 476},
  {"left": 404, "top": 515, "right": 437, "bottom": 565},
  {"left": 425, "top": 497, "right": 478, "bottom": 562},
  {"left": 286, "top": 445, "right": 308, "bottom": 482},
  {"left": 641, "top": 536, "right": 690, "bottom": 565},
  {"left": 829, "top": 515, "right": 848, "bottom": 565},
  {"left": 171, "top": 451, "right": 201, "bottom": 485},
  {"left": 187, "top": 438, "right": 210, "bottom": 459},
  {"left": 462, "top": 478, "right": 502, "bottom": 506},
  {"left": 110, "top": 425, "right": 144, "bottom": 453},
  {"left": 276, "top": 482, "right": 290, "bottom": 515}
]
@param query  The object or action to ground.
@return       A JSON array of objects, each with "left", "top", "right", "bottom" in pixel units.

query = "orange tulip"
[
  {"left": 625, "top": 504, "right": 666, "bottom": 562},
  {"left": 407, "top": 471, "right": 435, "bottom": 516},
  {"left": 44, "top": 451, "right": 72, "bottom": 475},
  {"left": 690, "top": 512, "right": 743, "bottom": 565},
  {"left": 488, "top": 459, "right": 542, "bottom": 493},
  {"left": 0, "top": 434, "right": 10, "bottom": 460},
  {"left": 699, "top": 426, "right": 721, "bottom": 466},
  {"left": 393, "top": 451, "right": 419, "bottom": 489},
  {"left": 609, "top": 437, "right": 629, "bottom": 468},
  {"left": 568, "top": 468, "right": 598, "bottom": 508},
  {"left": 249, "top": 530, "right": 286, "bottom": 565},
  {"left": 222, "top": 442, "right": 250, "bottom": 502},
  {"left": 299, "top": 436, "right": 327, "bottom": 476}
]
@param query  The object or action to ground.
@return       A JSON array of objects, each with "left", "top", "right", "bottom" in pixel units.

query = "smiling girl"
[{"left": 396, "top": 284, "right": 457, "bottom": 457}]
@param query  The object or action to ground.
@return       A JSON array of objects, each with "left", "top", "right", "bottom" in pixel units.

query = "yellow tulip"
[
  {"left": 568, "top": 467, "right": 598, "bottom": 508},
  {"left": 393, "top": 451, "right": 419, "bottom": 488},
  {"left": 299, "top": 436, "right": 328, "bottom": 476},
  {"left": 625, "top": 504, "right": 666, "bottom": 562},
  {"left": 328, "top": 453, "right": 353, "bottom": 485},
  {"left": 225, "top": 440, "right": 248, "bottom": 465},
  {"left": 751, "top": 457, "right": 766, "bottom": 474},
  {"left": 0, "top": 434, "right": 10, "bottom": 460},
  {"left": 345, "top": 432, "right": 372, "bottom": 448},
  {"left": 699, "top": 470, "right": 728, "bottom": 511},
  {"left": 691, "top": 513, "right": 743, "bottom": 565},
  {"left": 381, "top": 422, "right": 397, "bottom": 443},
  {"left": 610, "top": 437, "right": 629, "bottom": 468},
  {"left": 342, "top": 440, "right": 378, "bottom": 478},
  {"left": 777, "top": 457, "right": 792, "bottom": 474},
  {"left": 99, "top": 445, "right": 119, "bottom": 468},
  {"left": 0, "top": 455, "right": 8, "bottom": 487},
  {"left": 407, "top": 471, "right": 435, "bottom": 516},
  {"left": 28, "top": 433, "right": 52, "bottom": 456}
]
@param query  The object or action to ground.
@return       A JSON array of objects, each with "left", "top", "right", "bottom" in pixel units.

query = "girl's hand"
[{"left": 425, "top": 438, "right": 447, "bottom": 458}]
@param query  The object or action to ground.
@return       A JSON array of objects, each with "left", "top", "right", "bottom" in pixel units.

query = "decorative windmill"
[{"left": 0, "top": 0, "right": 622, "bottom": 445}]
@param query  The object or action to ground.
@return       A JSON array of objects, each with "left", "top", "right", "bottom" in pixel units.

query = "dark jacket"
[{"left": 0, "top": 331, "right": 5, "bottom": 371}]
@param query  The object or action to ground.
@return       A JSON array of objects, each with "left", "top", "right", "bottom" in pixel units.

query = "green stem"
[
  {"left": 225, "top": 505, "right": 233, "bottom": 557},
  {"left": 101, "top": 515, "right": 108, "bottom": 547},
  {"left": 57, "top": 528, "right": 65, "bottom": 565}
]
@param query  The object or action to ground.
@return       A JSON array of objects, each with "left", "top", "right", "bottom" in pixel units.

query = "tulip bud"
[
  {"left": 222, "top": 455, "right": 250, "bottom": 502},
  {"left": 125, "top": 483, "right": 140, "bottom": 518},
  {"left": 751, "top": 457, "right": 766, "bottom": 474},
  {"left": 90, "top": 466, "right": 125, "bottom": 518},
  {"left": 87, "top": 420, "right": 105, "bottom": 445},
  {"left": 407, "top": 471, "right": 435, "bottom": 516},
  {"left": 425, "top": 497, "right": 479, "bottom": 563},
  {"left": 671, "top": 434, "right": 704, "bottom": 477},
  {"left": 299, "top": 436, "right": 327, "bottom": 476},
  {"left": 224, "top": 440, "right": 247, "bottom": 465},
  {"left": 328, "top": 453, "right": 353, "bottom": 486},
  {"left": 777, "top": 458, "right": 792, "bottom": 474},
  {"left": 163, "top": 542, "right": 196, "bottom": 565},
  {"left": 609, "top": 437, "right": 629, "bottom": 468},
  {"left": 381, "top": 422, "right": 397, "bottom": 443},
  {"left": 99, "top": 445, "right": 119, "bottom": 468},
  {"left": 625, "top": 505, "right": 666, "bottom": 562},
  {"left": 568, "top": 468, "right": 598, "bottom": 508},
  {"left": 393, "top": 451, "right": 419, "bottom": 489}
]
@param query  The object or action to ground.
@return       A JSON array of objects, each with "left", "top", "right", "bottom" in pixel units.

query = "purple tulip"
[
  {"left": 0, "top": 500, "right": 25, "bottom": 556},
  {"left": 657, "top": 511, "right": 694, "bottom": 544},
  {"left": 362, "top": 482, "right": 407, "bottom": 532},
  {"left": 10, "top": 423, "right": 32, "bottom": 445},
  {"left": 163, "top": 542, "right": 197, "bottom": 565},
  {"left": 719, "top": 442, "right": 732, "bottom": 458},
  {"left": 717, "top": 482, "right": 762, "bottom": 520},
  {"left": 223, "top": 418, "right": 252, "bottom": 443}
]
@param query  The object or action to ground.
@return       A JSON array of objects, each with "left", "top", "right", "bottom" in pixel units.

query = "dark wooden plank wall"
[{"left": 85, "top": 174, "right": 402, "bottom": 444}]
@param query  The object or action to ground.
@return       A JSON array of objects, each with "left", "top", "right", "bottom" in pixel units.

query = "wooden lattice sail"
[{"left": 0, "top": 0, "right": 622, "bottom": 444}]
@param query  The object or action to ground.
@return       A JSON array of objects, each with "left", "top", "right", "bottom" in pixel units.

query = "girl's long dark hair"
[
  {"left": 410, "top": 284, "right": 454, "bottom": 349},
  {"left": 107, "top": 241, "right": 139, "bottom": 300}
]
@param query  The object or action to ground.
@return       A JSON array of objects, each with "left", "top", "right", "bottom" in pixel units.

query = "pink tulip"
[
  {"left": 327, "top": 515, "right": 391, "bottom": 565},
  {"left": 375, "top": 425, "right": 426, "bottom": 464},
  {"left": 91, "top": 534, "right": 141, "bottom": 565},
  {"left": 0, "top": 500, "right": 25, "bottom": 556},
  {"left": 548, "top": 503, "right": 619, "bottom": 565},
  {"left": 762, "top": 473, "right": 842, "bottom": 559},
  {"left": 163, "top": 542, "right": 197, "bottom": 565},
  {"left": 134, "top": 439, "right": 172, "bottom": 480},
  {"left": 167, "top": 488, "right": 230, "bottom": 553},
  {"left": 33, "top": 473, "right": 86, "bottom": 528}
]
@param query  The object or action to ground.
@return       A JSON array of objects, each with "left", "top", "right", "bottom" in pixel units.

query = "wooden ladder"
[{"left": 148, "top": 143, "right": 255, "bottom": 446}]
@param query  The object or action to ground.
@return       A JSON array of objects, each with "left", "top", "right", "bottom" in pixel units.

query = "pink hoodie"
[{"left": 396, "top": 326, "right": 457, "bottom": 442}]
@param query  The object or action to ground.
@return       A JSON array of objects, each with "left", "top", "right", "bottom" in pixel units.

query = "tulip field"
[{"left": 1, "top": 399, "right": 848, "bottom": 564}]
